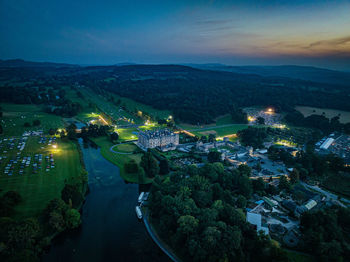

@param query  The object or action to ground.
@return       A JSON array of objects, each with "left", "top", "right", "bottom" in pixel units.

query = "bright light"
[
  {"left": 168, "top": 115, "right": 173, "bottom": 120},
  {"left": 268, "top": 108, "right": 273, "bottom": 112},
  {"left": 247, "top": 116, "right": 256, "bottom": 122},
  {"left": 52, "top": 144, "right": 57, "bottom": 149}
]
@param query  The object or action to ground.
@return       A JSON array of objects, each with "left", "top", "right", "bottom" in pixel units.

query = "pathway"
[
  {"left": 300, "top": 182, "right": 350, "bottom": 206},
  {"left": 143, "top": 209, "right": 181, "bottom": 262}
]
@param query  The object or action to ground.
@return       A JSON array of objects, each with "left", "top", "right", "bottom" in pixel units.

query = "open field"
[
  {"left": 189, "top": 124, "right": 249, "bottom": 138},
  {"left": 112, "top": 143, "right": 138, "bottom": 153},
  {"left": 114, "top": 127, "right": 139, "bottom": 141},
  {"left": 285, "top": 250, "right": 314, "bottom": 262},
  {"left": 91, "top": 136, "right": 152, "bottom": 184},
  {"left": 80, "top": 88, "right": 144, "bottom": 125},
  {"left": 179, "top": 114, "right": 234, "bottom": 130},
  {"left": 1, "top": 103, "right": 64, "bottom": 136},
  {"left": 107, "top": 90, "right": 171, "bottom": 120},
  {"left": 296, "top": 106, "right": 350, "bottom": 124},
  {"left": 0, "top": 137, "right": 83, "bottom": 218}
]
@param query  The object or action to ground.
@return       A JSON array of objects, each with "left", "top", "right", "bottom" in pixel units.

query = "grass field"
[
  {"left": 115, "top": 127, "right": 139, "bottom": 141},
  {"left": 296, "top": 106, "right": 350, "bottom": 124},
  {"left": 285, "top": 250, "right": 314, "bottom": 262},
  {"left": 112, "top": 143, "right": 138, "bottom": 153},
  {"left": 190, "top": 124, "right": 249, "bottom": 138},
  {"left": 91, "top": 136, "right": 152, "bottom": 184},
  {"left": 1, "top": 103, "right": 64, "bottom": 136},
  {"left": 0, "top": 137, "right": 83, "bottom": 218},
  {"left": 107, "top": 91, "right": 171, "bottom": 120},
  {"left": 80, "top": 88, "right": 145, "bottom": 125}
]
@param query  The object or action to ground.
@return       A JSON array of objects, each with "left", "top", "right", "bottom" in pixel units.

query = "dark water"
[{"left": 43, "top": 140, "right": 170, "bottom": 262}]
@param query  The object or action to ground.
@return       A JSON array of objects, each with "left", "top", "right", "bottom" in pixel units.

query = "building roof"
[
  {"left": 305, "top": 199, "right": 317, "bottom": 210},
  {"left": 139, "top": 129, "right": 176, "bottom": 139},
  {"left": 320, "top": 138, "right": 334, "bottom": 150}
]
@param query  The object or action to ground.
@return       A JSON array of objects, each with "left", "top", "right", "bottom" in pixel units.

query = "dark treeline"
[
  {"left": 285, "top": 110, "right": 350, "bottom": 134},
  {"left": 1, "top": 65, "right": 350, "bottom": 124}
]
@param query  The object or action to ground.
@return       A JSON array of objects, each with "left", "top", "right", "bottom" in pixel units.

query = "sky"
[{"left": 1, "top": 0, "right": 350, "bottom": 70}]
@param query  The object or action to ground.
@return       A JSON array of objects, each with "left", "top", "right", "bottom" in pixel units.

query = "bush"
[{"left": 32, "top": 119, "right": 41, "bottom": 126}]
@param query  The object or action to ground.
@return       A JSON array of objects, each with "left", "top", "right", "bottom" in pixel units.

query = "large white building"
[{"left": 138, "top": 129, "right": 179, "bottom": 151}]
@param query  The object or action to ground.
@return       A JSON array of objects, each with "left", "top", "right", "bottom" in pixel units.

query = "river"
[{"left": 43, "top": 140, "right": 170, "bottom": 262}]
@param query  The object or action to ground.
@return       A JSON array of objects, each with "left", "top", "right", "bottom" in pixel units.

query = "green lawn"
[
  {"left": 285, "top": 250, "right": 314, "bottom": 262},
  {"left": 112, "top": 143, "right": 138, "bottom": 153},
  {"left": 190, "top": 124, "right": 249, "bottom": 138},
  {"left": 107, "top": 91, "right": 171, "bottom": 120},
  {"left": 115, "top": 127, "right": 139, "bottom": 141},
  {"left": 0, "top": 103, "right": 64, "bottom": 136},
  {"left": 91, "top": 136, "right": 152, "bottom": 184},
  {"left": 0, "top": 137, "right": 83, "bottom": 218}
]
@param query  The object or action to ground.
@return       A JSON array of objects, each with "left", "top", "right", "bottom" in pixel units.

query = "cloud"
[{"left": 308, "top": 35, "right": 350, "bottom": 48}]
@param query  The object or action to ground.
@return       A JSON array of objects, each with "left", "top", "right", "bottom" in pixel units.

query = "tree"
[
  {"left": 257, "top": 116, "right": 265, "bottom": 125},
  {"left": 208, "top": 151, "right": 222, "bottom": 163},
  {"left": 48, "top": 128, "right": 56, "bottom": 136},
  {"left": 208, "top": 134, "right": 216, "bottom": 143},
  {"left": 289, "top": 169, "right": 300, "bottom": 184},
  {"left": 278, "top": 176, "right": 291, "bottom": 191},
  {"left": 124, "top": 159, "right": 139, "bottom": 173},
  {"left": 24, "top": 122, "right": 31, "bottom": 127},
  {"left": 238, "top": 127, "right": 268, "bottom": 149},
  {"left": 110, "top": 132, "right": 119, "bottom": 142},
  {"left": 252, "top": 177, "right": 265, "bottom": 193},
  {"left": 65, "top": 209, "right": 81, "bottom": 229},
  {"left": 177, "top": 215, "right": 198, "bottom": 236},
  {"left": 140, "top": 152, "right": 159, "bottom": 178},
  {"left": 7, "top": 218, "right": 40, "bottom": 250},
  {"left": 159, "top": 158, "right": 170, "bottom": 175},
  {"left": 238, "top": 164, "right": 251, "bottom": 177},
  {"left": 61, "top": 184, "right": 83, "bottom": 208},
  {"left": 238, "top": 175, "right": 253, "bottom": 198},
  {"left": 32, "top": 119, "right": 41, "bottom": 126},
  {"left": 236, "top": 195, "right": 247, "bottom": 208}
]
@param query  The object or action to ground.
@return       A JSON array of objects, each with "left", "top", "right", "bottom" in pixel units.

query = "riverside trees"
[{"left": 148, "top": 163, "right": 286, "bottom": 261}]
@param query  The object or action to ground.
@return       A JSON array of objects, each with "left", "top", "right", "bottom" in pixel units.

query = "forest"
[
  {"left": 1, "top": 64, "right": 350, "bottom": 124},
  {"left": 148, "top": 163, "right": 288, "bottom": 262}
]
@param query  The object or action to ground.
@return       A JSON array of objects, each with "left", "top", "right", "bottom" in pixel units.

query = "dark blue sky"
[{"left": 1, "top": 0, "right": 350, "bottom": 70}]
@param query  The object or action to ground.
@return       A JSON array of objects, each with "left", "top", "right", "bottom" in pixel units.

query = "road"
[
  {"left": 300, "top": 182, "right": 350, "bottom": 207},
  {"left": 143, "top": 209, "right": 181, "bottom": 262}
]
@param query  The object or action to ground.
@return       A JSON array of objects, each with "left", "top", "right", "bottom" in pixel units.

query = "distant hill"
[
  {"left": 186, "top": 64, "right": 350, "bottom": 86},
  {"left": 0, "top": 59, "right": 78, "bottom": 68}
]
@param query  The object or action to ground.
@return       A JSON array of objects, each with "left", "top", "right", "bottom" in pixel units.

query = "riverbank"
[
  {"left": 43, "top": 141, "right": 169, "bottom": 262},
  {"left": 143, "top": 208, "right": 182, "bottom": 262},
  {"left": 89, "top": 136, "right": 153, "bottom": 184}
]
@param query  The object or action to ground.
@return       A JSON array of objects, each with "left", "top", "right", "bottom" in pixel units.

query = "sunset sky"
[{"left": 1, "top": 0, "right": 350, "bottom": 70}]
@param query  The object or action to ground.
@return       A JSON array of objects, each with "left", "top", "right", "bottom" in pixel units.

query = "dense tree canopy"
[{"left": 148, "top": 164, "right": 286, "bottom": 261}]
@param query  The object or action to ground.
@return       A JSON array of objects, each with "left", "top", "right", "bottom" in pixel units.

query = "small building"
[
  {"left": 320, "top": 138, "right": 334, "bottom": 150},
  {"left": 304, "top": 199, "right": 317, "bottom": 210},
  {"left": 247, "top": 212, "right": 269, "bottom": 235}
]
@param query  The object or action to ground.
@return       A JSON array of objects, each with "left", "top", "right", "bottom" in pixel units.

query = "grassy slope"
[
  {"left": 179, "top": 114, "right": 248, "bottom": 137},
  {"left": 0, "top": 137, "right": 82, "bottom": 218},
  {"left": 91, "top": 136, "right": 152, "bottom": 184},
  {"left": 191, "top": 124, "right": 248, "bottom": 137},
  {"left": 1, "top": 103, "right": 64, "bottom": 136}
]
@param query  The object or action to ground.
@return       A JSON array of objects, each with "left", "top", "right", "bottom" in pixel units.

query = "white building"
[{"left": 138, "top": 129, "right": 179, "bottom": 151}]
